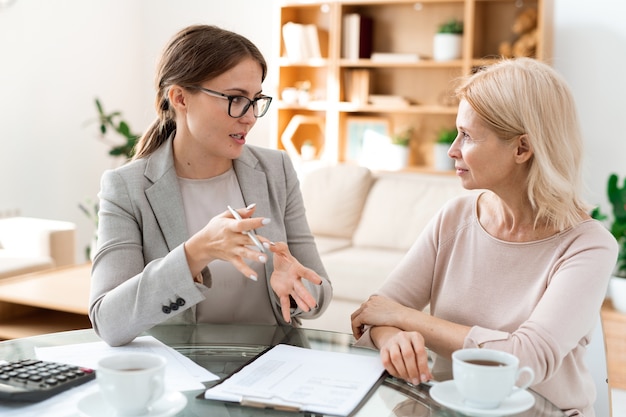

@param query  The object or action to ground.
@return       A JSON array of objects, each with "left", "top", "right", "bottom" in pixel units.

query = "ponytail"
[{"left": 133, "top": 95, "right": 175, "bottom": 160}]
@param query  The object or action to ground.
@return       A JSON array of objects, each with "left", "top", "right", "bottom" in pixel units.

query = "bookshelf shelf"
[{"left": 273, "top": 0, "right": 551, "bottom": 171}]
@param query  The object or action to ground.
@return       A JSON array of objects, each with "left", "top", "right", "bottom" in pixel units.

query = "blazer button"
[
  {"left": 170, "top": 302, "right": 179, "bottom": 311},
  {"left": 176, "top": 297, "right": 186, "bottom": 307},
  {"left": 162, "top": 305, "right": 171, "bottom": 314}
]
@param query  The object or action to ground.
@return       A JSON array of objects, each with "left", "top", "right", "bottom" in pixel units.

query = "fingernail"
[
  {"left": 246, "top": 203, "right": 256, "bottom": 210},
  {"left": 261, "top": 218, "right": 271, "bottom": 225},
  {"left": 420, "top": 374, "right": 428, "bottom": 383},
  {"left": 412, "top": 378, "right": 420, "bottom": 385},
  {"left": 263, "top": 242, "right": 270, "bottom": 249},
  {"left": 259, "top": 255, "right": 267, "bottom": 263},
  {"left": 249, "top": 274, "right": 258, "bottom": 281}
]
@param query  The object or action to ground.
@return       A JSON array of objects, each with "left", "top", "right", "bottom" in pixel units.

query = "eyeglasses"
[{"left": 191, "top": 86, "right": 272, "bottom": 118}]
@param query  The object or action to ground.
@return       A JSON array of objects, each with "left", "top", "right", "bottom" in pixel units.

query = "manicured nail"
[
  {"left": 420, "top": 374, "right": 428, "bottom": 383},
  {"left": 246, "top": 203, "right": 256, "bottom": 210},
  {"left": 249, "top": 274, "right": 258, "bottom": 281},
  {"left": 259, "top": 255, "right": 267, "bottom": 263},
  {"left": 261, "top": 218, "right": 271, "bottom": 225},
  {"left": 412, "top": 378, "right": 420, "bottom": 385},
  {"left": 263, "top": 242, "right": 270, "bottom": 250}
]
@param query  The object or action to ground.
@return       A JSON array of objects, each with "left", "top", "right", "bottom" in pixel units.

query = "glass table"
[{"left": 0, "top": 324, "right": 566, "bottom": 416}]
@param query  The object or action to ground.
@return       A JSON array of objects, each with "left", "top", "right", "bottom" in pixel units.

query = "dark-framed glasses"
[{"left": 191, "top": 86, "right": 272, "bottom": 118}]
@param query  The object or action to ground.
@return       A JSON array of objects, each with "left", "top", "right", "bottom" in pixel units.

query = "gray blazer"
[{"left": 89, "top": 138, "right": 332, "bottom": 346}]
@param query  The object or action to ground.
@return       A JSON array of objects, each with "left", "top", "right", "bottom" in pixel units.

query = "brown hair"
[{"left": 133, "top": 25, "right": 267, "bottom": 159}]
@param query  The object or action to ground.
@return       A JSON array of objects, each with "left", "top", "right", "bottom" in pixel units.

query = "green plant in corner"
[
  {"left": 391, "top": 128, "right": 413, "bottom": 146},
  {"left": 79, "top": 98, "right": 140, "bottom": 260},
  {"left": 591, "top": 173, "right": 626, "bottom": 278},
  {"left": 92, "top": 97, "right": 140, "bottom": 160},
  {"left": 436, "top": 127, "right": 457, "bottom": 144},
  {"left": 437, "top": 19, "right": 464, "bottom": 35}
]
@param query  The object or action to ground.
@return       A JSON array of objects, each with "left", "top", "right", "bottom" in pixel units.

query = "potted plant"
[
  {"left": 79, "top": 98, "right": 140, "bottom": 260},
  {"left": 90, "top": 98, "right": 140, "bottom": 160},
  {"left": 591, "top": 173, "right": 626, "bottom": 313},
  {"left": 433, "top": 18, "right": 463, "bottom": 61},
  {"left": 434, "top": 127, "right": 456, "bottom": 171},
  {"left": 386, "top": 128, "right": 412, "bottom": 170},
  {"left": 300, "top": 140, "right": 317, "bottom": 161}
]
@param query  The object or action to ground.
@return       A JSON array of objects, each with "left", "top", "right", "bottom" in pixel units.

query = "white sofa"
[
  {"left": 0, "top": 217, "right": 76, "bottom": 279},
  {"left": 298, "top": 164, "right": 472, "bottom": 333}
]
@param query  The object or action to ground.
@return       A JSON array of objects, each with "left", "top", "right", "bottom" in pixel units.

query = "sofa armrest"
[{"left": 0, "top": 217, "right": 76, "bottom": 267}]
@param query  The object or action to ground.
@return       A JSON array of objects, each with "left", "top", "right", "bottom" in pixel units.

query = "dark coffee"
[{"left": 464, "top": 359, "right": 506, "bottom": 367}]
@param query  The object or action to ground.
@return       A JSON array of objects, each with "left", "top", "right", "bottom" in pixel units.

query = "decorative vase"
[
  {"left": 301, "top": 143, "right": 317, "bottom": 161},
  {"left": 434, "top": 143, "right": 454, "bottom": 171},
  {"left": 433, "top": 33, "right": 462, "bottom": 61},
  {"left": 609, "top": 276, "right": 626, "bottom": 313}
]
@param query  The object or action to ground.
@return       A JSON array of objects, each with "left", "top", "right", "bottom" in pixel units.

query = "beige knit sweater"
[{"left": 356, "top": 194, "right": 618, "bottom": 416}]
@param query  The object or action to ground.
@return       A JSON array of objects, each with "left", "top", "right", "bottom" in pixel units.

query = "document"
[
  {"left": 203, "top": 344, "right": 386, "bottom": 416},
  {"left": 35, "top": 335, "right": 218, "bottom": 391}
]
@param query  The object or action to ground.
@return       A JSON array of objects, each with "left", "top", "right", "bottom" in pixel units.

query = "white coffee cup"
[
  {"left": 97, "top": 352, "right": 166, "bottom": 416},
  {"left": 452, "top": 348, "right": 534, "bottom": 409}
]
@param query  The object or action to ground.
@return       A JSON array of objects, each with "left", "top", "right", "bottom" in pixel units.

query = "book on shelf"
[
  {"left": 342, "top": 13, "right": 373, "bottom": 60},
  {"left": 368, "top": 94, "right": 410, "bottom": 106},
  {"left": 370, "top": 52, "right": 421, "bottom": 63},
  {"left": 344, "top": 69, "right": 370, "bottom": 104},
  {"left": 282, "top": 22, "right": 321, "bottom": 61}
]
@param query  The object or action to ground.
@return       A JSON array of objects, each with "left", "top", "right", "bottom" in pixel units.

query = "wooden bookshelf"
[{"left": 273, "top": 0, "right": 552, "bottom": 172}]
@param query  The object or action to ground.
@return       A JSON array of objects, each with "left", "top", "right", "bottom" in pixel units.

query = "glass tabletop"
[{"left": 0, "top": 324, "right": 566, "bottom": 417}]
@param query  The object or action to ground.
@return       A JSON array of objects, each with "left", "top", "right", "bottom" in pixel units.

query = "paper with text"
[{"left": 204, "top": 344, "right": 385, "bottom": 416}]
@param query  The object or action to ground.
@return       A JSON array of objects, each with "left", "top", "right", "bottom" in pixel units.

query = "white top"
[{"left": 178, "top": 168, "right": 275, "bottom": 325}]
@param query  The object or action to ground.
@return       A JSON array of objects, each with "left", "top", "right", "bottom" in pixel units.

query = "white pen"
[{"left": 227, "top": 205, "right": 266, "bottom": 253}]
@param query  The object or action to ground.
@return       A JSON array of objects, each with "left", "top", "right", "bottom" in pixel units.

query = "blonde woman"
[{"left": 351, "top": 58, "right": 617, "bottom": 416}]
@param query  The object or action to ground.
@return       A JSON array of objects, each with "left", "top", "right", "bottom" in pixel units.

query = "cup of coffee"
[
  {"left": 452, "top": 348, "right": 534, "bottom": 409},
  {"left": 97, "top": 352, "right": 166, "bottom": 416}
]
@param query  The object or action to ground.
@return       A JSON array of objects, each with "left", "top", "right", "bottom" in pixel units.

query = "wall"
[
  {"left": 0, "top": 0, "right": 625, "bottom": 262},
  {"left": 551, "top": 0, "right": 626, "bottom": 214},
  {"left": 0, "top": 0, "right": 276, "bottom": 261}
]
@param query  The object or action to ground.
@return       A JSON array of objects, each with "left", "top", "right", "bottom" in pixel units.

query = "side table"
[
  {"left": 602, "top": 298, "right": 626, "bottom": 391},
  {"left": 0, "top": 263, "right": 91, "bottom": 340}
]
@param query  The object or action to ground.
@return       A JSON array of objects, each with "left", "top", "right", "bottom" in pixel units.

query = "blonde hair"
[{"left": 456, "top": 58, "right": 589, "bottom": 231}]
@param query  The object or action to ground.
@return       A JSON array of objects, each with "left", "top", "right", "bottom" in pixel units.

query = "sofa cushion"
[
  {"left": 352, "top": 173, "right": 467, "bottom": 250},
  {"left": 313, "top": 236, "right": 352, "bottom": 255},
  {"left": 0, "top": 251, "right": 53, "bottom": 279},
  {"left": 301, "top": 164, "right": 374, "bottom": 239},
  {"left": 321, "top": 247, "right": 406, "bottom": 302}
]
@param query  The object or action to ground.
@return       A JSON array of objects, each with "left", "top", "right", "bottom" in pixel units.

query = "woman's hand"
[
  {"left": 265, "top": 241, "right": 322, "bottom": 323},
  {"left": 351, "top": 295, "right": 410, "bottom": 339},
  {"left": 184, "top": 205, "right": 269, "bottom": 281},
  {"left": 378, "top": 330, "right": 432, "bottom": 385}
]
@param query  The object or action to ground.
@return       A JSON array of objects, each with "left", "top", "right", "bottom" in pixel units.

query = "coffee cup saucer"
[
  {"left": 430, "top": 380, "right": 535, "bottom": 417},
  {"left": 77, "top": 390, "right": 187, "bottom": 417}
]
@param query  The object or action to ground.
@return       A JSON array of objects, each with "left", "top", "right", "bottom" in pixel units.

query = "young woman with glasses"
[{"left": 89, "top": 25, "right": 332, "bottom": 346}]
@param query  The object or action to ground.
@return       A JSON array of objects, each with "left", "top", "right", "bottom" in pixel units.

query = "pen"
[{"left": 227, "top": 205, "right": 266, "bottom": 253}]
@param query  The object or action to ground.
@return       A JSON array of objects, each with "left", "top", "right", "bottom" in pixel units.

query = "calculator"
[{"left": 0, "top": 359, "right": 95, "bottom": 402}]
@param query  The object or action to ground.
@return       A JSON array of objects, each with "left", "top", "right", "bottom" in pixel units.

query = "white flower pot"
[
  {"left": 433, "top": 33, "right": 463, "bottom": 61},
  {"left": 434, "top": 143, "right": 454, "bottom": 171},
  {"left": 385, "top": 144, "right": 410, "bottom": 171},
  {"left": 609, "top": 276, "right": 626, "bottom": 314}
]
